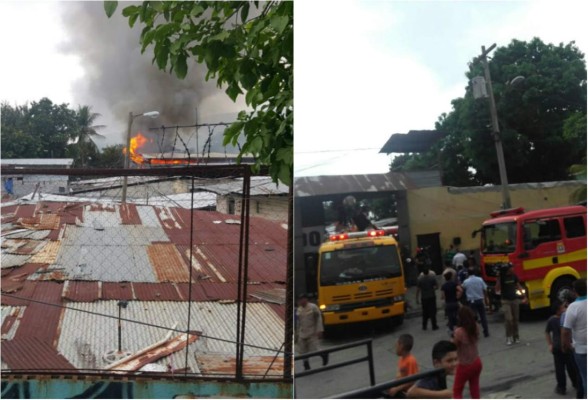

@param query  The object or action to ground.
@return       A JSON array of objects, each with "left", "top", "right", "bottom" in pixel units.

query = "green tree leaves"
[
  {"left": 104, "top": 1, "right": 118, "bottom": 18},
  {"left": 107, "top": 1, "right": 293, "bottom": 185},
  {"left": 391, "top": 38, "right": 587, "bottom": 187}
]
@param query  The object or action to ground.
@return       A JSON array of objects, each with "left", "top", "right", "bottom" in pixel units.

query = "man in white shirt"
[
  {"left": 562, "top": 279, "right": 587, "bottom": 395},
  {"left": 452, "top": 250, "right": 467, "bottom": 269}
]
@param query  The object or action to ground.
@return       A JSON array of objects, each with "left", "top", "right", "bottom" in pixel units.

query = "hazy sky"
[
  {"left": 295, "top": 0, "right": 588, "bottom": 176},
  {"left": 0, "top": 1, "right": 586, "bottom": 173}
]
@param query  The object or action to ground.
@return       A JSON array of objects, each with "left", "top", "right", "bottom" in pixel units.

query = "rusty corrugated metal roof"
[
  {"left": 132, "top": 283, "right": 183, "bottom": 301},
  {"left": 1, "top": 263, "right": 43, "bottom": 293},
  {"left": 29, "top": 241, "right": 60, "bottom": 264},
  {"left": 119, "top": 203, "right": 142, "bottom": 225},
  {"left": 3, "top": 240, "right": 47, "bottom": 255},
  {"left": 63, "top": 281, "right": 100, "bottom": 302},
  {"left": 14, "top": 281, "right": 64, "bottom": 346},
  {"left": 1, "top": 306, "right": 26, "bottom": 340},
  {"left": 101, "top": 282, "right": 134, "bottom": 300},
  {"left": 147, "top": 243, "right": 190, "bottom": 282},
  {"left": 56, "top": 301, "right": 284, "bottom": 373},
  {"left": 250, "top": 288, "right": 286, "bottom": 305},
  {"left": 196, "top": 354, "right": 284, "bottom": 377},
  {"left": 1, "top": 337, "right": 75, "bottom": 371},
  {"left": 1, "top": 253, "right": 31, "bottom": 268},
  {"left": 19, "top": 213, "right": 60, "bottom": 230},
  {"left": 107, "top": 332, "right": 199, "bottom": 372}
]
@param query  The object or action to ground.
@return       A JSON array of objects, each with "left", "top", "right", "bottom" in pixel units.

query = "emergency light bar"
[{"left": 329, "top": 230, "right": 386, "bottom": 242}]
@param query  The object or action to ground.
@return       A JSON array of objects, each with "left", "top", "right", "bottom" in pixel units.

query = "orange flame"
[
  {"left": 123, "top": 132, "right": 200, "bottom": 166},
  {"left": 123, "top": 133, "right": 150, "bottom": 165}
]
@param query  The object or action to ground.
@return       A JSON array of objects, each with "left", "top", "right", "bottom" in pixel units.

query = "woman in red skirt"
[{"left": 453, "top": 306, "right": 483, "bottom": 398}]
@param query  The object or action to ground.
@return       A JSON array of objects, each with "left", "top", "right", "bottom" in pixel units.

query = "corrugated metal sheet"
[
  {"left": 14, "top": 205, "right": 37, "bottom": 219},
  {"left": 101, "top": 282, "right": 134, "bottom": 301},
  {"left": 1, "top": 263, "right": 43, "bottom": 293},
  {"left": 1, "top": 238, "right": 26, "bottom": 252},
  {"left": 1, "top": 337, "right": 75, "bottom": 371},
  {"left": 120, "top": 203, "right": 142, "bottom": 225},
  {"left": 1, "top": 253, "right": 31, "bottom": 268},
  {"left": 294, "top": 173, "right": 416, "bottom": 197},
  {"left": 250, "top": 288, "right": 286, "bottom": 305},
  {"left": 196, "top": 354, "right": 284, "bottom": 377},
  {"left": 1, "top": 281, "right": 36, "bottom": 306},
  {"left": 175, "top": 283, "right": 210, "bottom": 302},
  {"left": 19, "top": 213, "right": 60, "bottom": 230},
  {"left": 56, "top": 301, "right": 283, "bottom": 373},
  {"left": 14, "top": 281, "right": 64, "bottom": 345},
  {"left": 147, "top": 243, "right": 190, "bottom": 282},
  {"left": 83, "top": 205, "right": 121, "bottom": 228},
  {"left": 51, "top": 244, "right": 156, "bottom": 282},
  {"left": 1, "top": 306, "right": 26, "bottom": 340},
  {"left": 107, "top": 332, "right": 199, "bottom": 372},
  {"left": 136, "top": 205, "right": 163, "bottom": 228},
  {"left": 3, "top": 240, "right": 47, "bottom": 255},
  {"left": 2, "top": 230, "right": 51, "bottom": 240},
  {"left": 132, "top": 283, "right": 182, "bottom": 301},
  {"left": 63, "top": 281, "right": 101, "bottom": 302},
  {"left": 268, "top": 304, "right": 285, "bottom": 322},
  {"left": 61, "top": 225, "right": 168, "bottom": 246},
  {"left": 29, "top": 240, "right": 61, "bottom": 264}
]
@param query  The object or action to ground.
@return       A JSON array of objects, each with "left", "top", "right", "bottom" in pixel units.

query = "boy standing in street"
[
  {"left": 407, "top": 340, "right": 458, "bottom": 399},
  {"left": 387, "top": 334, "right": 419, "bottom": 398}
]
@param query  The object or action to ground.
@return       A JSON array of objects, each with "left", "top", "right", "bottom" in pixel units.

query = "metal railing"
[
  {"left": 295, "top": 339, "right": 375, "bottom": 386},
  {"left": 329, "top": 368, "right": 445, "bottom": 399}
]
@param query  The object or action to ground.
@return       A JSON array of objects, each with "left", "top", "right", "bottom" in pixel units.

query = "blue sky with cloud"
[{"left": 294, "top": 0, "right": 587, "bottom": 176}]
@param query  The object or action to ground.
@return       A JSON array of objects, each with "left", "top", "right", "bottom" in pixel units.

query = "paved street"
[{"left": 295, "top": 297, "right": 579, "bottom": 399}]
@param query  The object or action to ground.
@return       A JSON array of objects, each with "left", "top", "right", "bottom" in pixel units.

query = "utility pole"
[
  {"left": 477, "top": 44, "right": 512, "bottom": 209},
  {"left": 121, "top": 111, "right": 159, "bottom": 203},
  {"left": 121, "top": 111, "right": 133, "bottom": 203}
]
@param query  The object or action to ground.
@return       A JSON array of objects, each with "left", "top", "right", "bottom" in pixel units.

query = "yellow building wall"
[{"left": 407, "top": 182, "right": 586, "bottom": 253}]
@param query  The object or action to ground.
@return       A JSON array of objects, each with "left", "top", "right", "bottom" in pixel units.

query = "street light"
[{"left": 121, "top": 110, "right": 160, "bottom": 202}]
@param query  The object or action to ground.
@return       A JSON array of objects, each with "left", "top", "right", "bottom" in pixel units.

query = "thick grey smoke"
[{"left": 58, "top": 1, "right": 245, "bottom": 154}]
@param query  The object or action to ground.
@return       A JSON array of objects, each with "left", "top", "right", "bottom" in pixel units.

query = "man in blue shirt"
[{"left": 461, "top": 268, "right": 490, "bottom": 337}]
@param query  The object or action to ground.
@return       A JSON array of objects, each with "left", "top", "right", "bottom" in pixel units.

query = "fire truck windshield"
[
  {"left": 320, "top": 245, "right": 402, "bottom": 285},
  {"left": 481, "top": 222, "right": 517, "bottom": 254}
]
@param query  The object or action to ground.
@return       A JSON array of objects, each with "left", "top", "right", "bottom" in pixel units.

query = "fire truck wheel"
[{"left": 551, "top": 276, "right": 576, "bottom": 308}]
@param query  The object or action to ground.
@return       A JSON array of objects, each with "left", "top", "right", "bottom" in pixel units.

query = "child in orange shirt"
[{"left": 388, "top": 334, "right": 419, "bottom": 398}]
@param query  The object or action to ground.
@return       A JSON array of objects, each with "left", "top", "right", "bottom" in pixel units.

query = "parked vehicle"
[
  {"left": 477, "top": 206, "right": 587, "bottom": 310},
  {"left": 316, "top": 229, "right": 406, "bottom": 327}
]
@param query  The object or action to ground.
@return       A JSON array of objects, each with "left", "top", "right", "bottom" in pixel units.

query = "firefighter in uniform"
[{"left": 296, "top": 293, "right": 327, "bottom": 370}]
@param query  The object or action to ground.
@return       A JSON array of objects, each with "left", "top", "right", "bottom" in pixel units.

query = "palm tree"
[{"left": 73, "top": 105, "right": 105, "bottom": 167}]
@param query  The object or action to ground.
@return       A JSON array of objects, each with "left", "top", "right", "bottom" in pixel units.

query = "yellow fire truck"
[{"left": 317, "top": 230, "right": 406, "bottom": 326}]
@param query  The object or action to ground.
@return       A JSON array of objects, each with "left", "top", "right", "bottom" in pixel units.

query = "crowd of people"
[{"left": 295, "top": 243, "right": 587, "bottom": 399}]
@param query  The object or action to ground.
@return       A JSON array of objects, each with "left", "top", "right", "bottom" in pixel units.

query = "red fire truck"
[{"left": 479, "top": 205, "right": 587, "bottom": 310}]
